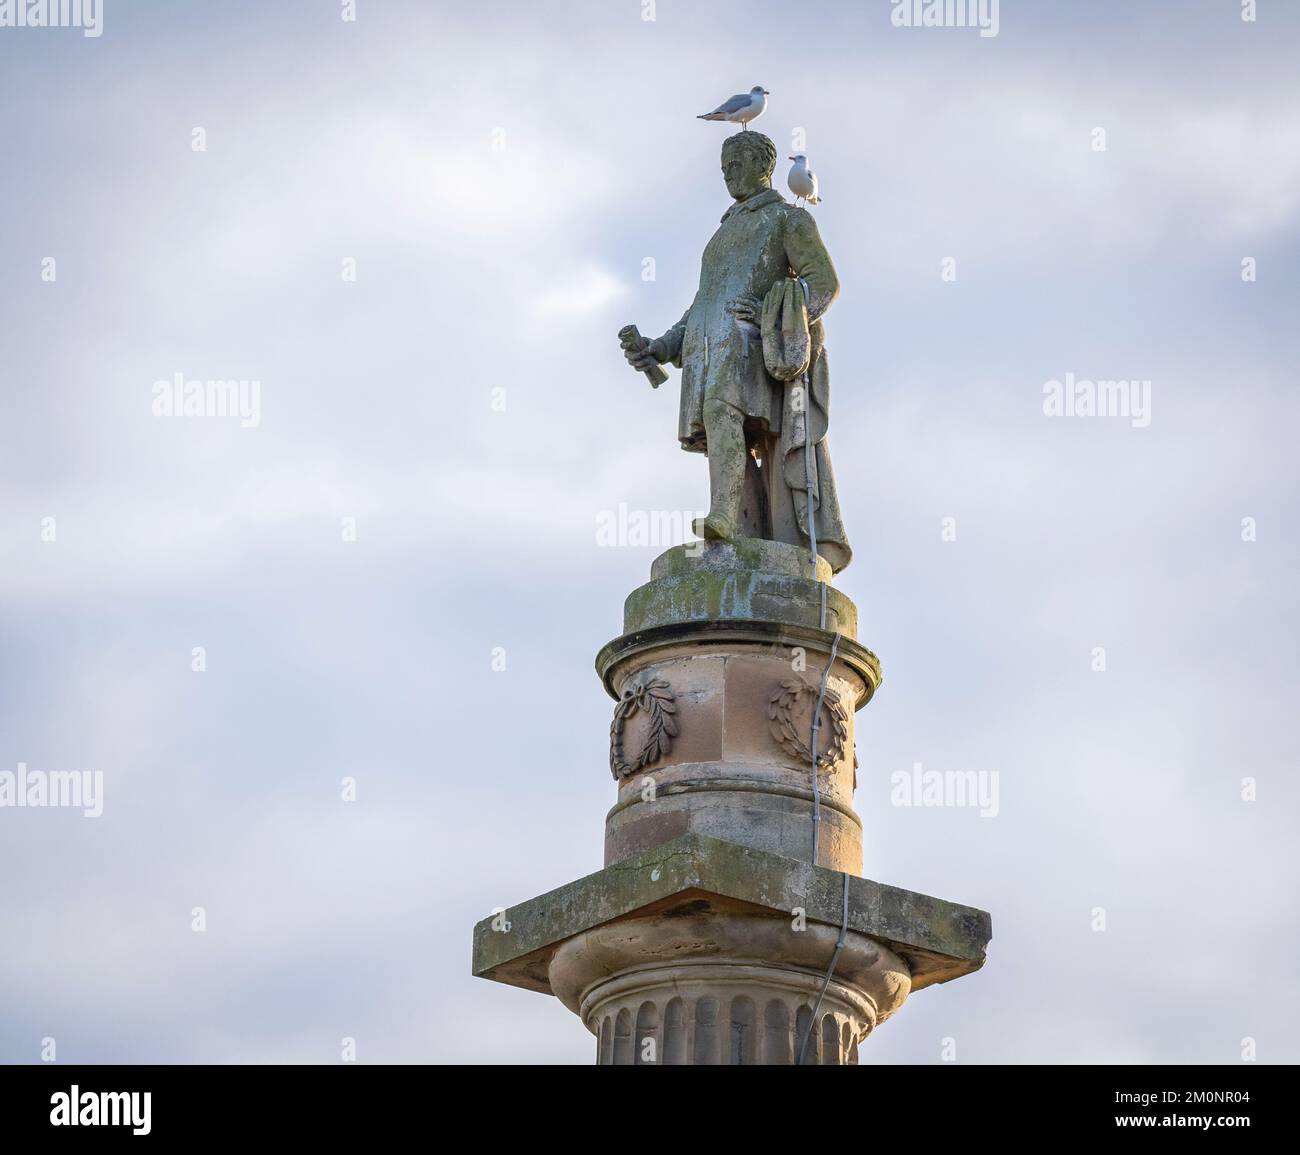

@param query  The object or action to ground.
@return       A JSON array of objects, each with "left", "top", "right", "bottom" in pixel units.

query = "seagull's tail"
[{"left": 697, "top": 112, "right": 725, "bottom": 121}]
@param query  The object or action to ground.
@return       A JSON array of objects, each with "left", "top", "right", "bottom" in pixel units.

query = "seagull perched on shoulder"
[
  {"left": 697, "top": 86, "right": 769, "bottom": 131},
  {"left": 786, "top": 155, "right": 821, "bottom": 206}
]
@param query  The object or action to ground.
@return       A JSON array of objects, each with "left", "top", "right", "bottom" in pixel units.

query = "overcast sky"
[{"left": 1, "top": 0, "right": 1297, "bottom": 1064}]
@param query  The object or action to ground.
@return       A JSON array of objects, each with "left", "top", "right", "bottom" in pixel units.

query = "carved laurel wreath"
[
  {"left": 768, "top": 677, "right": 850, "bottom": 769},
  {"left": 609, "top": 679, "right": 678, "bottom": 780}
]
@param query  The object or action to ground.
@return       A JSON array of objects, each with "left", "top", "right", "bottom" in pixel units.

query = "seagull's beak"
[
  {"left": 788, "top": 156, "right": 796, "bottom": 161},
  {"left": 762, "top": 89, "right": 770, "bottom": 95}
]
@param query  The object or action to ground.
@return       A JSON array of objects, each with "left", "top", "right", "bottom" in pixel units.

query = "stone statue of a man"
[{"left": 622, "top": 130, "right": 852, "bottom": 573}]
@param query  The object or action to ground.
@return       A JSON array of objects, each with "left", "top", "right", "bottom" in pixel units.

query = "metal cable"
[
  {"left": 790, "top": 274, "right": 851, "bottom": 1065},
  {"left": 796, "top": 868, "right": 851, "bottom": 1065},
  {"left": 808, "top": 630, "right": 840, "bottom": 866}
]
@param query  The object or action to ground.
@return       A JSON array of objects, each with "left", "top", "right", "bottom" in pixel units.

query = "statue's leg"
[{"left": 692, "top": 398, "right": 747, "bottom": 542}]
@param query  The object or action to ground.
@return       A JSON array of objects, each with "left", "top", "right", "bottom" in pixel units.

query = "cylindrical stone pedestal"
[{"left": 595, "top": 540, "right": 881, "bottom": 873}]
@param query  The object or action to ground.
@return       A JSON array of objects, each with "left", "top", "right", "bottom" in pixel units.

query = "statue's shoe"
[{"left": 691, "top": 513, "right": 738, "bottom": 542}]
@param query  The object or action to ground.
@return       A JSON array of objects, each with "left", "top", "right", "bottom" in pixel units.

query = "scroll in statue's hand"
[{"left": 619, "top": 327, "right": 668, "bottom": 375}]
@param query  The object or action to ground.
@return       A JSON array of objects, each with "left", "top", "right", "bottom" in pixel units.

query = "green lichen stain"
[{"left": 624, "top": 568, "right": 857, "bottom": 637}]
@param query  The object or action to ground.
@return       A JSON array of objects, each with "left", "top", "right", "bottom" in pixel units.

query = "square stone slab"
[{"left": 472, "top": 833, "right": 991, "bottom": 995}]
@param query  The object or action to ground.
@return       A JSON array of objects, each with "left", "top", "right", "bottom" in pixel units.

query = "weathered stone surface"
[
  {"left": 553, "top": 906, "right": 909, "bottom": 1064},
  {"left": 595, "top": 553, "right": 878, "bottom": 872},
  {"left": 606, "top": 763, "right": 864, "bottom": 872},
  {"left": 624, "top": 544, "right": 857, "bottom": 637},
  {"left": 600, "top": 635, "right": 865, "bottom": 869},
  {"left": 650, "top": 539, "right": 832, "bottom": 583},
  {"left": 471, "top": 833, "right": 991, "bottom": 998},
  {"left": 597, "top": 619, "right": 880, "bottom": 706}
]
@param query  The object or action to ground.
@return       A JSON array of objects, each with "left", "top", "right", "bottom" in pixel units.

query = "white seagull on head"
[
  {"left": 787, "top": 154, "right": 821, "bottom": 206},
  {"left": 697, "top": 86, "right": 769, "bottom": 131}
]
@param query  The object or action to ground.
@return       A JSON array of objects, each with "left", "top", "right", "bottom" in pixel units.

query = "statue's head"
[{"left": 721, "top": 131, "right": 776, "bottom": 201}]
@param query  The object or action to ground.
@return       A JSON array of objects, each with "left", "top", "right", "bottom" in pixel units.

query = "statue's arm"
[
  {"left": 784, "top": 209, "right": 840, "bottom": 322},
  {"left": 621, "top": 295, "right": 694, "bottom": 375},
  {"left": 657, "top": 299, "right": 695, "bottom": 367}
]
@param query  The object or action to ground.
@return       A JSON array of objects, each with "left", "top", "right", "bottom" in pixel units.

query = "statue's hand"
[
  {"left": 727, "top": 294, "right": 762, "bottom": 325},
  {"left": 623, "top": 335, "right": 667, "bottom": 374}
]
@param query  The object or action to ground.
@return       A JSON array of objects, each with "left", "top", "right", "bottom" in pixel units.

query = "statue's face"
[{"left": 722, "top": 149, "right": 769, "bottom": 200}]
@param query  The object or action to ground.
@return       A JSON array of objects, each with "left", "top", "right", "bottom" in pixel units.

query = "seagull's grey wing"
[{"left": 710, "top": 92, "right": 752, "bottom": 115}]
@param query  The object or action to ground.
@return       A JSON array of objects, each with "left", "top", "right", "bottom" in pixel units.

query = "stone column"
[{"left": 472, "top": 542, "right": 991, "bottom": 1064}]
